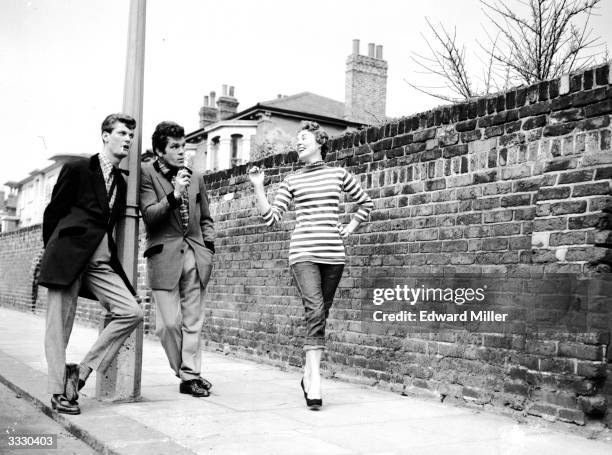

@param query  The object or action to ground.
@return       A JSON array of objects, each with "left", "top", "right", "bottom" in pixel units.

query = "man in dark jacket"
[{"left": 39, "top": 113, "right": 143, "bottom": 414}]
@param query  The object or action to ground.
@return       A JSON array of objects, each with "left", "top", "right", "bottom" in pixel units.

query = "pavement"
[{"left": 0, "top": 307, "right": 611, "bottom": 455}]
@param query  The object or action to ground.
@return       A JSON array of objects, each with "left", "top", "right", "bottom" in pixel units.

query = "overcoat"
[{"left": 38, "top": 154, "right": 135, "bottom": 299}]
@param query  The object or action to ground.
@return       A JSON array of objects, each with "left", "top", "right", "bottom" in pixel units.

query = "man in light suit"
[
  {"left": 139, "top": 121, "right": 215, "bottom": 397},
  {"left": 39, "top": 113, "right": 144, "bottom": 414}
]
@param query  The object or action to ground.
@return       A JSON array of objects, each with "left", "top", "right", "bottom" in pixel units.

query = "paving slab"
[{"left": 0, "top": 306, "right": 611, "bottom": 455}]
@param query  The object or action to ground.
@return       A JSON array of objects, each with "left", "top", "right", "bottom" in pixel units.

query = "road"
[{"left": 0, "top": 381, "right": 97, "bottom": 454}]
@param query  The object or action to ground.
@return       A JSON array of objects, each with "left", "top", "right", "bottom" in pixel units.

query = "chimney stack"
[
  {"left": 199, "top": 85, "right": 240, "bottom": 127},
  {"left": 344, "top": 39, "right": 388, "bottom": 125},
  {"left": 217, "top": 84, "right": 239, "bottom": 120},
  {"left": 199, "top": 91, "right": 218, "bottom": 128}
]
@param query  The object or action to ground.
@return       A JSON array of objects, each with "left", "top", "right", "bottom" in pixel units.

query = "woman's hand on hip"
[{"left": 339, "top": 225, "right": 352, "bottom": 238}]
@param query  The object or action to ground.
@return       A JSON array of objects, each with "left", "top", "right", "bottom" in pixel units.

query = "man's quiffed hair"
[
  {"left": 299, "top": 121, "right": 330, "bottom": 158},
  {"left": 101, "top": 113, "right": 136, "bottom": 134},
  {"left": 152, "top": 121, "right": 185, "bottom": 154}
]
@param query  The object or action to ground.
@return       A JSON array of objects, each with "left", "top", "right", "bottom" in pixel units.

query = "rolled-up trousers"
[
  {"left": 45, "top": 235, "right": 143, "bottom": 395},
  {"left": 290, "top": 261, "right": 344, "bottom": 349}
]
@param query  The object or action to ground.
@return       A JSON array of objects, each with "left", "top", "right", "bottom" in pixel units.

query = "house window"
[
  {"left": 210, "top": 136, "right": 220, "bottom": 171},
  {"left": 231, "top": 134, "right": 243, "bottom": 166}
]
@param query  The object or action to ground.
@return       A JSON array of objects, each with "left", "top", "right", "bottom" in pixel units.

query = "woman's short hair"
[{"left": 299, "top": 121, "right": 329, "bottom": 158}]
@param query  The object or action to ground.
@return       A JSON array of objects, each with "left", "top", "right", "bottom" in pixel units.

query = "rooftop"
[{"left": 258, "top": 92, "right": 346, "bottom": 119}]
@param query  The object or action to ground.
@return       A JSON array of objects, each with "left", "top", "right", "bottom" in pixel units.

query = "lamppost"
[{"left": 96, "top": 0, "right": 146, "bottom": 401}]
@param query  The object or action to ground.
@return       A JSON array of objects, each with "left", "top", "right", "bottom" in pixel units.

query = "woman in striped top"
[{"left": 248, "top": 121, "right": 373, "bottom": 408}]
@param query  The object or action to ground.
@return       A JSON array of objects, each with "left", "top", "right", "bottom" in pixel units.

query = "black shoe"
[
  {"left": 64, "top": 364, "right": 79, "bottom": 403},
  {"left": 306, "top": 396, "right": 322, "bottom": 409},
  {"left": 180, "top": 380, "right": 210, "bottom": 397},
  {"left": 196, "top": 377, "right": 213, "bottom": 391},
  {"left": 301, "top": 378, "right": 322, "bottom": 409},
  {"left": 51, "top": 394, "right": 80, "bottom": 415}
]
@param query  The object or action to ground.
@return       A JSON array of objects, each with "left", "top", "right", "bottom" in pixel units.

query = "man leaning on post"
[{"left": 38, "top": 113, "right": 144, "bottom": 415}]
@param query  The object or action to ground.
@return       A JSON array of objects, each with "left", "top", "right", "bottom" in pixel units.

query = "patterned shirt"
[
  {"left": 98, "top": 152, "right": 118, "bottom": 210},
  {"left": 157, "top": 158, "right": 189, "bottom": 233},
  {"left": 263, "top": 163, "right": 373, "bottom": 265}
]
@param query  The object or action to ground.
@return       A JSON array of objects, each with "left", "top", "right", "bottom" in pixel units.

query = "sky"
[{"left": 1, "top": 0, "right": 611, "bottom": 189}]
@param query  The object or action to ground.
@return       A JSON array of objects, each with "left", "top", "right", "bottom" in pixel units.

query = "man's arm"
[
  {"left": 198, "top": 174, "right": 215, "bottom": 253},
  {"left": 139, "top": 165, "right": 181, "bottom": 229},
  {"left": 42, "top": 163, "right": 78, "bottom": 246}
]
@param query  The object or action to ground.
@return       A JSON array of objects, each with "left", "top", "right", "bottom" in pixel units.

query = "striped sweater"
[{"left": 262, "top": 163, "right": 373, "bottom": 265}]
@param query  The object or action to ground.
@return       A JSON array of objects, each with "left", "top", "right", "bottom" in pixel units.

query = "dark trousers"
[{"left": 290, "top": 262, "right": 344, "bottom": 348}]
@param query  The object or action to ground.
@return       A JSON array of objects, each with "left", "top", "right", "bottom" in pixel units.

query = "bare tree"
[
  {"left": 482, "top": 0, "right": 603, "bottom": 84},
  {"left": 409, "top": 0, "right": 604, "bottom": 101},
  {"left": 407, "top": 18, "right": 486, "bottom": 102}
]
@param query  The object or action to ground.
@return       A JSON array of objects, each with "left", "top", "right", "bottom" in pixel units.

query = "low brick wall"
[{"left": 1, "top": 62, "right": 611, "bottom": 427}]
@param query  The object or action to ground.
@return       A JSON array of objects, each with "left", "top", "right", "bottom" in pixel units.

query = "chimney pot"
[
  {"left": 210, "top": 91, "right": 216, "bottom": 106},
  {"left": 222, "top": 84, "right": 228, "bottom": 96},
  {"left": 375, "top": 45, "right": 383, "bottom": 59},
  {"left": 204, "top": 95, "right": 209, "bottom": 106},
  {"left": 352, "top": 39, "right": 360, "bottom": 55},
  {"left": 229, "top": 86, "right": 235, "bottom": 97},
  {"left": 368, "top": 43, "right": 375, "bottom": 57}
]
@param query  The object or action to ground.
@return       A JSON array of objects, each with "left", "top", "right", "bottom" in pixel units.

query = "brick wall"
[
  {"left": 203, "top": 62, "right": 612, "bottom": 427},
  {"left": 0, "top": 225, "right": 42, "bottom": 312},
  {"left": 1, "top": 62, "right": 611, "bottom": 427}
]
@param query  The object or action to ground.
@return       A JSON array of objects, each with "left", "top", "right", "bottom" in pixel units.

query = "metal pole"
[{"left": 96, "top": 0, "right": 146, "bottom": 401}]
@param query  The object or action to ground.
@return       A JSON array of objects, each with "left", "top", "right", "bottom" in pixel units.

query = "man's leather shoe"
[
  {"left": 180, "top": 379, "right": 210, "bottom": 397},
  {"left": 64, "top": 363, "right": 79, "bottom": 403},
  {"left": 51, "top": 394, "right": 80, "bottom": 415},
  {"left": 197, "top": 377, "right": 213, "bottom": 391}
]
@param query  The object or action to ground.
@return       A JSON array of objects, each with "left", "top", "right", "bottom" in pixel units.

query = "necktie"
[{"left": 107, "top": 168, "right": 119, "bottom": 211}]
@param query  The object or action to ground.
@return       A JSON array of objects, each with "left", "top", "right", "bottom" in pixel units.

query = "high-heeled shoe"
[
  {"left": 301, "top": 377, "right": 322, "bottom": 408},
  {"left": 306, "top": 396, "right": 322, "bottom": 409},
  {"left": 300, "top": 378, "right": 307, "bottom": 399}
]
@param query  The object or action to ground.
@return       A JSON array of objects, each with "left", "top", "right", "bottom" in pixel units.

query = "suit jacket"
[
  {"left": 139, "top": 161, "right": 215, "bottom": 290},
  {"left": 38, "top": 154, "right": 135, "bottom": 299}
]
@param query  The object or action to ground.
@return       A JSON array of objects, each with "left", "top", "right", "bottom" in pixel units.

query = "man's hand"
[
  {"left": 248, "top": 166, "right": 265, "bottom": 187},
  {"left": 173, "top": 169, "right": 191, "bottom": 198}
]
